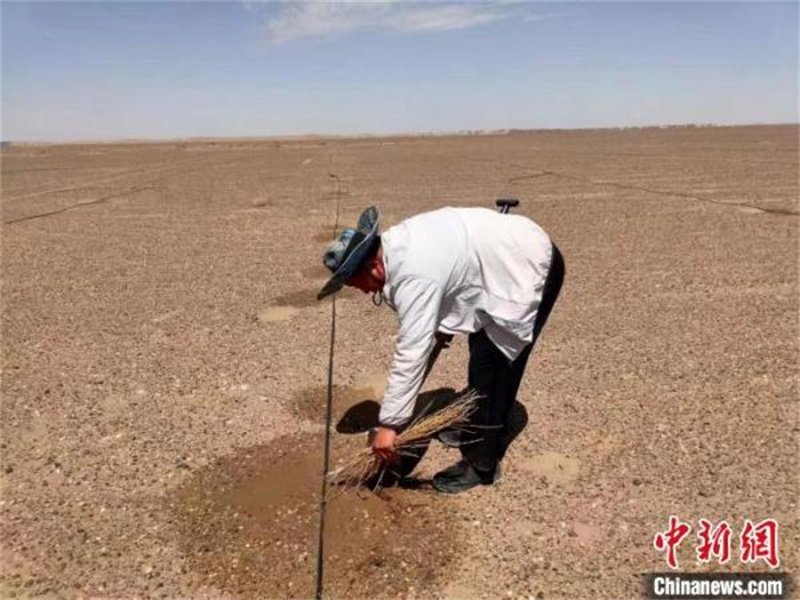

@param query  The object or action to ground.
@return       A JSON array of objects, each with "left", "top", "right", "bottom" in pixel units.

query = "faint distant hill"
[
  {"left": 505, "top": 123, "right": 737, "bottom": 134},
  {"left": 0, "top": 141, "right": 13, "bottom": 149}
]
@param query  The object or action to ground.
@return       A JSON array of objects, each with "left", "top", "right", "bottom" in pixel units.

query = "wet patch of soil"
[
  {"left": 291, "top": 385, "right": 381, "bottom": 427},
  {"left": 171, "top": 437, "right": 458, "bottom": 599},
  {"left": 290, "top": 385, "right": 460, "bottom": 434}
]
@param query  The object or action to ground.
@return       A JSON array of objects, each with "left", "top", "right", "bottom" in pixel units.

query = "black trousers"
[{"left": 461, "top": 243, "right": 565, "bottom": 473}]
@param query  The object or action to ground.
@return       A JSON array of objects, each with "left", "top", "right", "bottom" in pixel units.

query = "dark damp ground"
[{"left": 169, "top": 435, "right": 460, "bottom": 599}]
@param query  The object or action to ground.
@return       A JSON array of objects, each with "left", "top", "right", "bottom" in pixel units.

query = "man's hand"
[{"left": 372, "top": 426, "right": 398, "bottom": 464}]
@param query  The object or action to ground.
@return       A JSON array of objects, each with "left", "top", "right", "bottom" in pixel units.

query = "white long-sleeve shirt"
[{"left": 378, "top": 207, "right": 554, "bottom": 427}]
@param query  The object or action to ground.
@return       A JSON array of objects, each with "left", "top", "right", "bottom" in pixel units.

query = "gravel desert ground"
[{"left": 1, "top": 125, "right": 798, "bottom": 599}]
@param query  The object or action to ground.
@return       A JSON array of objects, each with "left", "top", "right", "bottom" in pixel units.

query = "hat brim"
[{"left": 317, "top": 207, "right": 379, "bottom": 300}]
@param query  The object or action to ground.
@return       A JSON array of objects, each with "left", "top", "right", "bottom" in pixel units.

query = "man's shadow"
[{"left": 336, "top": 387, "right": 529, "bottom": 486}]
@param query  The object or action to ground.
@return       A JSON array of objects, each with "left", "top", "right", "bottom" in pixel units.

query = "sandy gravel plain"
[{"left": 1, "top": 125, "right": 798, "bottom": 599}]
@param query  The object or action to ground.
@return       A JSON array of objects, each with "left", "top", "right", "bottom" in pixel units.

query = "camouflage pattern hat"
[{"left": 317, "top": 206, "right": 380, "bottom": 300}]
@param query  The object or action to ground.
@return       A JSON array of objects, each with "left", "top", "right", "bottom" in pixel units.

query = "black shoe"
[{"left": 432, "top": 460, "right": 495, "bottom": 494}]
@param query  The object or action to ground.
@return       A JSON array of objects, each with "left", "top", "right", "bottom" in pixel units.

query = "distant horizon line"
[{"left": 2, "top": 121, "right": 797, "bottom": 146}]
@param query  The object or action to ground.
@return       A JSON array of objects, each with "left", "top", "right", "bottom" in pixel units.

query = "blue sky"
[{"left": 2, "top": 1, "right": 798, "bottom": 141}]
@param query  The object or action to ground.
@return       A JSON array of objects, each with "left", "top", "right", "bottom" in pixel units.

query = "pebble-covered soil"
[{"left": 1, "top": 125, "right": 798, "bottom": 599}]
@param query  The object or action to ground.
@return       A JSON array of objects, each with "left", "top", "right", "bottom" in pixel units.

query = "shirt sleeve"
[{"left": 379, "top": 277, "right": 443, "bottom": 428}]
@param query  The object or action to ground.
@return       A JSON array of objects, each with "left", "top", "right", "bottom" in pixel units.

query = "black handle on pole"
[{"left": 496, "top": 198, "right": 520, "bottom": 214}]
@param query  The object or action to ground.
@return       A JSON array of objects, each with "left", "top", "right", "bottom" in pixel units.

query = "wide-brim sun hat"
[{"left": 317, "top": 206, "right": 380, "bottom": 300}]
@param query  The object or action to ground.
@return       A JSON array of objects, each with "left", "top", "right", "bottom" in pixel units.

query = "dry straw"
[{"left": 326, "top": 389, "right": 481, "bottom": 495}]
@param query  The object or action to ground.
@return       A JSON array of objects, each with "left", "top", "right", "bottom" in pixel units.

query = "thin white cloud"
[
  {"left": 392, "top": 4, "right": 509, "bottom": 33},
  {"left": 522, "top": 10, "right": 571, "bottom": 23},
  {"left": 260, "top": 1, "right": 528, "bottom": 44}
]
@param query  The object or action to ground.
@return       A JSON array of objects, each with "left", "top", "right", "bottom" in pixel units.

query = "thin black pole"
[
  {"left": 314, "top": 294, "right": 336, "bottom": 600},
  {"left": 314, "top": 171, "right": 341, "bottom": 600}
]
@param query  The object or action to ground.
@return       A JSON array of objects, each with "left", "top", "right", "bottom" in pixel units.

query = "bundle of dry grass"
[{"left": 326, "top": 389, "right": 480, "bottom": 494}]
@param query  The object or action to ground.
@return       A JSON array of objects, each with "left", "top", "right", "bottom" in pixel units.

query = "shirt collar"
[{"left": 380, "top": 237, "right": 395, "bottom": 310}]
